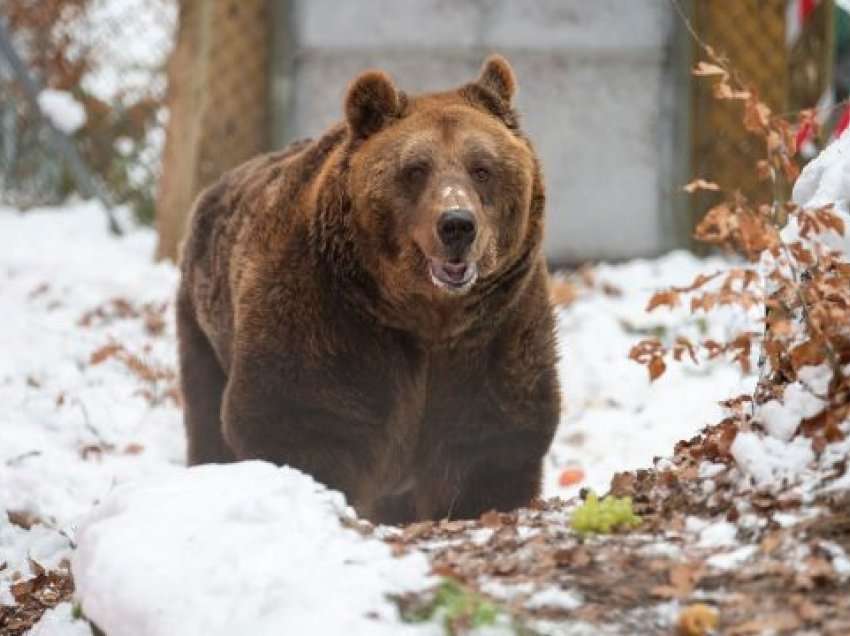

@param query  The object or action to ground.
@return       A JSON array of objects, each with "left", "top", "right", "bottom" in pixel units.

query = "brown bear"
[{"left": 176, "top": 55, "right": 560, "bottom": 524}]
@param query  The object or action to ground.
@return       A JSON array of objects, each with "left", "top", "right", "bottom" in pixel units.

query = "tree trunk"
[{"left": 154, "top": 0, "right": 270, "bottom": 262}]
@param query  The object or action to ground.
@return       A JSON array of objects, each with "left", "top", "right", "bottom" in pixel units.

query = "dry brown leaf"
[
  {"left": 789, "top": 339, "right": 827, "bottom": 372},
  {"left": 90, "top": 342, "right": 123, "bottom": 365},
  {"left": 677, "top": 603, "right": 719, "bottom": 636},
  {"left": 694, "top": 204, "right": 735, "bottom": 244},
  {"left": 648, "top": 356, "right": 667, "bottom": 382},
  {"left": 6, "top": 510, "right": 42, "bottom": 531},
  {"left": 728, "top": 611, "right": 801, "bottom": 635},
  {"left": 668, "top": 562, "right": 702, "bottom": 598},
  {"left": 646, "top": 290, "right": 680, "bottom": 312},
  {"left": 683, "top": 178, "right": 720, "bottom": 193},
  {"left": 760, "top": 531, "right": 782, "bottom": 554},
  {"left": 712, "top": 80, "right": 750, "bottom": 101},
  {"left": 550, "top": 278, "right": 578, "bottom": 307},
  {"left": 743, "top": 97, "right": 771, "bottom": 133},
  {"left": 692, "top": 61, "right": 727, "bottom": 77},
  {"left": 553, "top": 546, "right": 591, "bottom": 568}
]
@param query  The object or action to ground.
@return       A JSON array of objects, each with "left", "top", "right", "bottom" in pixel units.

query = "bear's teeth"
[{"left": 429, "top": 261, "right": 478, "bottom": 292}]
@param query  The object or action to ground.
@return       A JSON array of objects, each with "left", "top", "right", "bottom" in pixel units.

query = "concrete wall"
[{"left": 271, "top": 1, "right": 681, "bottom": 263}]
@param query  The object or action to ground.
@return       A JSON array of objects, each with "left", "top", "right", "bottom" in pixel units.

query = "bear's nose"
[{"left": 436, "top": 209, "right": 477, "bottom": 252}]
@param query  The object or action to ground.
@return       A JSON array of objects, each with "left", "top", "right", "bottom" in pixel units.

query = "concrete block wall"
[{"left": 272, "top": 1, "right": 679, "bottom": 262}]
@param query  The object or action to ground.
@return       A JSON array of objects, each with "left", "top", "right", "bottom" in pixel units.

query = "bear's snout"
[{"left": 436, "top": 209, "right": 477, "bottom": 254}]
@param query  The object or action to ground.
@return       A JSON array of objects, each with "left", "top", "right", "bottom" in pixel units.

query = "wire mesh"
[
  {"left": 688, "top": 0, "right": 834, "bottom": 235},
  {"left": 690, "top": 1, "right": 788, "bottom": 206}
]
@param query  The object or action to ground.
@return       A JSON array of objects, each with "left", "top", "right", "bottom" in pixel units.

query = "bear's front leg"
[
  {"left": 414, "top": 426, "right": 556, "bottom": 521},
  {"left": 415, "top": 297, "right": 561, "bottom": 520},
  {"left": 220, "top": 351, "right": 384, "bottom": 513}
]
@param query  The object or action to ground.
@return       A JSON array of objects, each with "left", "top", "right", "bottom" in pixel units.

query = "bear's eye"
[
  {"left": 403, "top": 164, "right": 429, "bottom": 182},
  {"left": 472, "top": 167, "right": 491, "bottom": 183}
]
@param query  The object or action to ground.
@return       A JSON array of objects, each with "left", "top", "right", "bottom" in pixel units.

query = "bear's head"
[{"left": 333, "top": 55, "right": 544, "bottom": 311}]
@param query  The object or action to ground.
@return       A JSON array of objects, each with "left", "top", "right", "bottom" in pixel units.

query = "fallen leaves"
[
  {"left": 79, "top": 297, "right": 169, "bottom": 337},
  {"left": 89, "top": 340, "right": 178, "bottom": 405},
  {"left": 646, "top": 290, "right": 679, "bottom": 312},
  {"left": 677, "top": 603, "right": 718, "bottom": 636},
  {"left": 549, "top": 266, "right": 622, "bottom": 308},
  {"left": 651, "top": 562, "right": 704, "bottom": 599},
  {"left": 629, "top": 339, "right": 667, "bottom": 381},
  {"left": 728, "top": 611, "right": 801, "bottom": 635},
  {"left": 380, "top": 459, "right": 850, "bottom": 635},
  {"left": 5, "top": 510, "right": 43, "bottom": 531},
  {"left": 549, "top": 278, "right": 578, "bottom": 307},
  {"left": 0, "top": 560, "right": 74, "bottom": 636}
]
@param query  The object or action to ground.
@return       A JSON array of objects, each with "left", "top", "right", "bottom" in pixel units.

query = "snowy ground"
[{"left": 0, "top": 201, "right": 762, "bottom": 634}]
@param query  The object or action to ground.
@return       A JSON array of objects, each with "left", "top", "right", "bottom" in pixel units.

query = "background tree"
[{"left": 154, "top": 0, "right": 270, "bottom": 262}]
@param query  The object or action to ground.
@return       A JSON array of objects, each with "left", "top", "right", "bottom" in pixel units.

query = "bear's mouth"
[{"left": 428, "top": 258, "right": 478, "bottom": 293}]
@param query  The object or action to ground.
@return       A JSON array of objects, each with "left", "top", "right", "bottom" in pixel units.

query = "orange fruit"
[{"left": 558, "top": 468, "right": 585, "bottom": 487}]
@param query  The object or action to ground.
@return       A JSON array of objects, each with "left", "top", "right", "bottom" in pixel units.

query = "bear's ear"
[
  {"left": 345, "top": 70, "right": 400, "bottom": 139},
  {"left": 476, "top": 54, "right": 517, "bottom": 104}
]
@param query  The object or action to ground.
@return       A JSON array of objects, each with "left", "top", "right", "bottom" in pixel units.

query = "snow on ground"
[
  {"left": 544, "top": 253, "right": 758, "bottom": 498},
  {"left": 0, "top": 201, "right": 758, "bottom": 634}
]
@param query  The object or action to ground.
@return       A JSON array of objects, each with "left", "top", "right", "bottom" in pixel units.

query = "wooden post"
[{"left": 155, "top": 0, "right": 270, "bottom": 263}]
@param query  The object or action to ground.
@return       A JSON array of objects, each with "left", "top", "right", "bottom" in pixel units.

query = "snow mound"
[
  {"left": 72, "top": 461, "right": 433, "bottom": 636},
  {"left": 792, "top": 129, "right": 850, "bottom": 213},
  {"left": 734, "top": 131, "right": 850, "bottom": 488},
  {"left": 785, "top": 128, "right": 850, "bottom": 251}
]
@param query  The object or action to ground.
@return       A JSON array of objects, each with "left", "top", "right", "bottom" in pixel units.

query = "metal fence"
[{"left": 688, "top": 0, "right": 837, "bottom": 236}]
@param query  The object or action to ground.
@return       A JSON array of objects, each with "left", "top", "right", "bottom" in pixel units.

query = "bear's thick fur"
[{"left": 177, "top": 55, "right": 560, "bottom": 524}]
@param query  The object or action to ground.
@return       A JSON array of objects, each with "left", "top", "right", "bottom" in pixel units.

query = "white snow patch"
[
  {"left": 797, "top": 363, "right": 833, "bottom": 396},
  {"left": 685, "top": 516, "right": 709, "bottom": 534},
  {"left": 479, "top": 579, "right": 535, "bottom": 601},
  {"left": 638, "top": 542, "right": 683, "bottom": 559},
  {"left": 730, "top": 431, "right": 814, "bottom": 486},
  {"left": 757, "top": 399, "right": 802, "bottom": 442},
  {"left": 706, "top": 545, "right": 757, "bottom": 570},
  {"left": 792, "top": 128, "right": 850, "bottom": 213},
  {"left": 821, "top": 542, "right": 850, "bottom": 580},
  {"left": 786, "top": 128, "right": 850, "bottom": 252},
  {"left": 736, "top": 512, "right": 769, "bottom": 532},
  {"left": 28, "top": 603, "right": 92, "bottom": 636},
  {"left": 697, "top": 521, "right": 738, "bottom": 548},
  {"left": 525, "top": 587, "right": 583, "bottom": 611},
  {"left": 37, "top": 89, "right": 87, "bottom": 134},
  {"left": 755, "top": 364, "right": 829, "bottom": 442},
  {"left": 470, "top": 527, "right": 495, "bottom": 545},
  {"left": 544, "top": 250, "right": 758, "bottom": 498},
  {"left": 72, "top": 461, "right": 433, "bottom": 636},
  {"left": 699, "top": 462, "right": 727, "bottom": 479}
]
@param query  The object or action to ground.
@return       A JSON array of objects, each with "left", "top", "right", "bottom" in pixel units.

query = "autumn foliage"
[{"left": 629, "top": 47, "right": 850, "bottom": 450}]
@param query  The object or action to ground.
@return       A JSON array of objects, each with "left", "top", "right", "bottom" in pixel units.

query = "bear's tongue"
[
  {"left": 430, "top": 259, "right": 476, "bottom": 289},
  {"left": 442, "top": 261, "right": 468, "bottom": 283}
]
